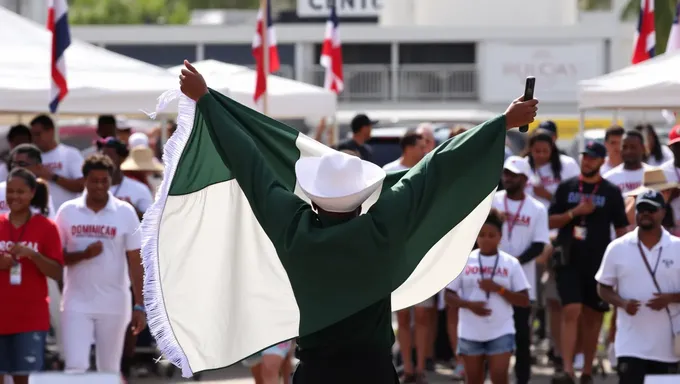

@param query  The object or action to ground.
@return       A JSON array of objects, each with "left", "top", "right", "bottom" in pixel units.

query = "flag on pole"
[
  {"left": 47, "top": 0, "right": 71, "bottom": 113},
  {"left": 141, "top": 89, "right": 506, "bottom": 377},
  {"left": 320, "top": 6, "right": 344, "bottom": 93},
  {"left": 632, "top": 0, "right": 655, "bottom": 64},
  {"left": 252, "top": 0, "right": 280, "bottom": 103},
  {"left": 667, "top": 2, "right": 680, "bottom": 53}
]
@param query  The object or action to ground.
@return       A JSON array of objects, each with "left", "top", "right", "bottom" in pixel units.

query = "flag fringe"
[{"left": 140, "top": 93, "right": 196, "bottom": 378}]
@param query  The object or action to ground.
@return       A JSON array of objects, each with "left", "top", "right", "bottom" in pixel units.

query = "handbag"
[{"left": 636, "top": 241, "right": 680, "bottom": 356}]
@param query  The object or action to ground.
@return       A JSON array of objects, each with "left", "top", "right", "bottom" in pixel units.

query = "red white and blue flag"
[
  {"left": 47, "top": 0, "right": 71, "bottom": 113},
  {"left": 666, "top": 2, "right": 680, "bottom": 53},
  {"left": 320, "top": 6, "right": 344, "bottom": 93},
  {"left": 632, "top": 0, "right": 655, "bottom": 64},
  {"left": 252, "top": 0, "right": 280, "bottom": 103}
]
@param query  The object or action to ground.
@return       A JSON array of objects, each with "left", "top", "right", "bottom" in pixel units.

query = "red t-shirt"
[{"left": 0, "top": 214, "right": 63, "bottom": 335}]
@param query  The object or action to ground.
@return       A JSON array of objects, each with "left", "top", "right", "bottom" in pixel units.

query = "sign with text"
[
  {"left": 297, "top": 0, "right": 383, "bottom": 18},
  {"left": 479, "top": 41, "right": 604, "bottom": 103}
]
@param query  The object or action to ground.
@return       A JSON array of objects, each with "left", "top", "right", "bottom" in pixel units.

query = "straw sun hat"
[
  {"left": 120, "top": 146, "right": 164, "bottom": 172},
  {"left": 626, "top": 168, "right": 679, "bottom": 196}
]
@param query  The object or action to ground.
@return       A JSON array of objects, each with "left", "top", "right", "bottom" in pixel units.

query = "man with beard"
[
  {"left": 596, "top": 190, "right": 680, "bottom": 384},
  {"left": 548, "top": 141, "right": 629, "bottom": 384},
  {"left": 603, "top": 131, "right": 652, "bottom": 196}
]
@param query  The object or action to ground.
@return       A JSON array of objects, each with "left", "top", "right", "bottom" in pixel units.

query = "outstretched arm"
[
  {"left": 368, "top": 98, "right": 537, "bottom": 242},
  {"left": 181, "top": 61, "right": 307, "bottom": 244}
]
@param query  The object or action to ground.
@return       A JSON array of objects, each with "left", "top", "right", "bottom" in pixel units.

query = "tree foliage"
[{"left": 68, "top": 0, "right": 261, "bottom": 25}]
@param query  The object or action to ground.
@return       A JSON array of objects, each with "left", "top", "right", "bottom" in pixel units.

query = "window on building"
[{"left": 399, "top": 43, "right": 475, "bottom": 64}]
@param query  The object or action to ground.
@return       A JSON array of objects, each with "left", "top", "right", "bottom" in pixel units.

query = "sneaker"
[
  {"left": 451, "top": 361, "right": 465, "bottom": 381},
  {"left": 425, "top": 358, "right": 436, "bottom": 372},
  {"left": 551, "top": 372, "right": 575, "bottom": 384},
  {"left": 579, "top": 374, "right": 594, "bottom": 384},
  {"left": 573, "top": 353, "right": 585, "bottom": 370}
]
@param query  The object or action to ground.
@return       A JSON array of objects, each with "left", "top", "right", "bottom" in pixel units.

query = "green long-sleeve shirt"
[{"left": 195, "top": 91, "right": 507, "bottom": 350}]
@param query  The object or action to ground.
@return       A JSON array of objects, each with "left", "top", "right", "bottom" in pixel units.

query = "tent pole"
[
  {"left": 578, "top": 110, "right": 585, "bottom": 153},
  {"left": 260, "top": 0, "right": 270, "bottom": 116}
]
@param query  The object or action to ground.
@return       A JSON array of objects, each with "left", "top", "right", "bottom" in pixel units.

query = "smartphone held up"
[{"left": 519, "top": 76, "right": 535, "bottom": 133}]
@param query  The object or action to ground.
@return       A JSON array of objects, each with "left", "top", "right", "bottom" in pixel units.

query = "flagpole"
[{"left": 260, "top": 0, "right": 270, "bottom": 115}]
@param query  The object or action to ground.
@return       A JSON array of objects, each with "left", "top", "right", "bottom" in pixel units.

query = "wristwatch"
[{"left": 51, "top": 174, "right": 60, "bottom": 182}]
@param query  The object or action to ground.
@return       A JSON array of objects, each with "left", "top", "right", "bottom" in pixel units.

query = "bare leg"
[
  {"left": 260, "top": 355, "right": 285, "bottom": 384},
  {"left": 426, "top": 307, "right": 437, "bottom": 362},
  {"left": 580, "top": 307, "right": 604, "bottom": 376},
  {"left": 446, "top": 305, "right": 459, "bottom": 358},
  {"left": 560, "top": 303, "right": 582, "bottom": 376},
  {"left": 414, "top": 306, "right": 430, "bottom": 374},
  {"left": 251, "top": 364, "right": 264, "bottom": 384},
  {"left": 487, "top": 352, "right": 512, "bottom": 384},
  {"left": 397, "top": 309, "right": 414, "bottom": 376},
  {"left": 461, "top": 355, "right": 486, "bottom": 384}
]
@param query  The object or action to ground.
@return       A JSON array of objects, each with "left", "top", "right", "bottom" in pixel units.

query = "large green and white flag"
[{"left": 142, "top": 89, "right": 506, "bottom": 377}]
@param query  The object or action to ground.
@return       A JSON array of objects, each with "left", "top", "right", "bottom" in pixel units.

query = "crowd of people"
[
  {"left": 333, "top": 116, "right": 680, "bottom": 384},
  {"left": 0, "top": 115, "right": 163, "bottom": 384},
  {"left": 1, "top": 109, "right": 680, "bottom": 384}
]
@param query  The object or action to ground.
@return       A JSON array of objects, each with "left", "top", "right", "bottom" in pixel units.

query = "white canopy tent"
[
  {"left": 579, "top": 51, "right": 680, "bottom": 110},
  {"left": 576, "top": 51, "right": 680, "bottom": 149},
  {"left": 167, "top": 60, "right": 337, "bottom": 118},
  {"left": 0, "top": 6, "right": 176, "bottom": 115}
]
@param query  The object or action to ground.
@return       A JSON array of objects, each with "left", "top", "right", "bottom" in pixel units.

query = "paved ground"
[{"left": 133, "top": 363, "right": 619, "bottom": 383}]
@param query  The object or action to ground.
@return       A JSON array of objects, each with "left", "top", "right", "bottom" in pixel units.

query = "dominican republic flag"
[
  {"left": 632, "top": 0, "right": 655, "bottom": 64},
  {"left": 140, "top": 88, "right": 505, "bottom": 377},
  {"left": 252, "top": 0, "right": 280, "bottom": 103},
  {"left": 667, "top": 3, "right": 680, "bottom": 52},
  {"left": 320, "top": 6, "right": 344, "bottom": 93},
  {"left": 47, "top": 0, "right": 71, "bottom": 113}
]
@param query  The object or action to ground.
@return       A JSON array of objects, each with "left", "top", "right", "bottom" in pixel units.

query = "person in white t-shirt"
[
  {"left": 55, "top": 153, "right": 146, "bottom": 374},
  {"left": 635, "top": 124, "right": 674, "bottom": 167},
  {"left": 29, "top": 115, "right": 85, "bottom": 210},
  {"left": 96, "top": 137, "right": 153, "bottom": 217},
  {"left": 661, "top": 125, "right": 680, "bottom": 236},
  {"left": 595, "top": 190, "right": 680, "bottom": 383},
  {"left": 603, "top": 130, "right": 652, "bottom": 196},
  {"left": 382, "top": 130, "right": 426, "bottom": 172},
  {"left": 445, "top": 208, "right": 531, "bottom": 384},
  {"left": 600, "top": 126, "right": 625, "bottom": 176},
  {"left": 384, "top": 131, "right": 431, "bottom": 382},
  {"left": 492, "top": 156, "right": 551, "bottom": 384}
]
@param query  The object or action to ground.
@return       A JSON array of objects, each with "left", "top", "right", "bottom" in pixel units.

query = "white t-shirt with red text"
[
  {"left": 41, "top": 144, "right": 84, "bottom": 210},
  {"left": 526, "top": 155, "right": 581, "bottom": 208},
  {"left": 603, "top": 163, "right": 653, "bottom": 196},
  {"left": 491, "top": 191, "right": 550, "bottom": 300},
  {"left": 110, "top": 176, "right": 154, "bottom": 213},
  {"left": 446, "top": 249, "right": 530, "bottom": 342},
  {"left": 55, "top": 193, "right": 141, "bottom": 315}
]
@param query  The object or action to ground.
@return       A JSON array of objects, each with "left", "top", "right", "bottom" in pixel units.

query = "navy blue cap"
[
  {"left": 636, "top": 189, "right": 665, "bottom": 209},
  {"left": 581, "top": 141, "right": 607, "bottom": 159},
  {"left": 538, "top": 120, "right": 557, "bottom": 135}
]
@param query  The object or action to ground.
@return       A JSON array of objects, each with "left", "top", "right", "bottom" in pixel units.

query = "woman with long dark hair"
[
  {"left": 635, "top": 124, "right": 674, "bottom": 166},
  {"left": 0, "top": 168, "right": 63, "bottom": 384}
]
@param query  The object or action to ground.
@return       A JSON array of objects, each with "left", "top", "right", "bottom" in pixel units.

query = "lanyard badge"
[
  {"left": 9, "top": 260, "right": 21, "bottom": 285},
  {"left": 573, "top": 178, "right": 600, "bottom": 241}
]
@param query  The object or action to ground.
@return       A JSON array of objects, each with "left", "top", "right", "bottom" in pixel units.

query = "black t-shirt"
[
  {"left": 549, "top": 176, "right": 628, "bottom": 268},
  {"left": 336, "top": 139, "right": 374, "bottom": 163}
]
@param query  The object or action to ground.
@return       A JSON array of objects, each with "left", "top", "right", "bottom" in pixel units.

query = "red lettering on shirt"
[
  {"left": 71, "top": 224, "right": 117, "bottom": 239},
  {"left": 464, "top": 265, "right": 509, "bottom": 277},
  {"left": 502, "top": 212, "right": 531, "bottom": 227},
  {"left": 44, "top": 162, "right": 63, "bottom": 171},
  {"left": 617, "top": 182, "right": 641, "bottom": 192},
  {"left": 539, "top": 176, "right": 559, "bottom": 186}
]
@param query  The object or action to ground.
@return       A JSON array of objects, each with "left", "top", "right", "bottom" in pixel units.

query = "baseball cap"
[
  {"left": 668, "top": 125, "right": 680, "bottom": 146},
  {"left": 503, "top": 156, "right": 531, "bottom": 179},
  {"left": 350, "top": 114, "right": 378, "bottom": 133},
  {"left": 539, "top": 120, "right": 558, "bottom": 136},
  {"left": 581, "top": 141, "right": 607, "bottom": 158},
  {"left": 128, "top": 132, "right": 150, "bottom": 149},
  {"left": 635, "top": 189, "right": 665, "bottom": 209},
  {"left": 96, "top": 136, "right": 128, "bottom": 156}
]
